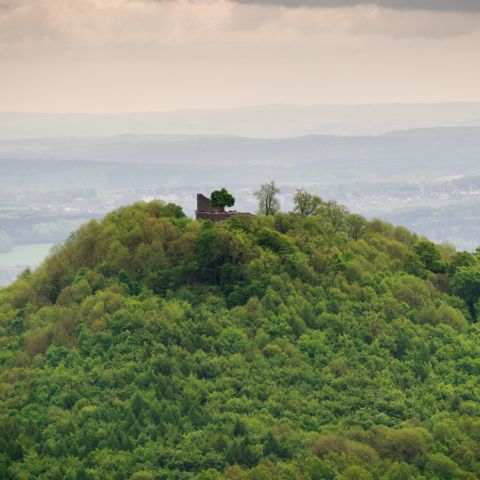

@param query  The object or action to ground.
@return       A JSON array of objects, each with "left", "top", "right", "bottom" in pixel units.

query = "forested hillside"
[{"left": 1, "top": 200, "right": 480, "bottom": 479}]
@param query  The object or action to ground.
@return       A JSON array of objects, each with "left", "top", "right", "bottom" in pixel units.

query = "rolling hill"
[{"left": 1, "top": 200, "right": 480, "bottom": 479}]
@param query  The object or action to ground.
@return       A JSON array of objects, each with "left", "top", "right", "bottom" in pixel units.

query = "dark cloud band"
[{"left": 233, "top": 0, "right": 480, "bottom": 12}]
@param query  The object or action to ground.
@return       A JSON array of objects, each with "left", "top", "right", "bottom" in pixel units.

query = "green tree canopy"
[
  {"left": 0, "top": 199, "right": 478, "bottom": 480},
  {"left": 451, "top": 265, "right": 480, "bottom": 313},
  {"left": 292, "top": 188, "right": 323, "bottom": 217},
  {"left": 211, "top": 188, "right": 235, "bottom": 210}
]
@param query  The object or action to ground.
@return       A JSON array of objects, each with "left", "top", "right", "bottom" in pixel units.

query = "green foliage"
[
  {"left": 211, "top": 188, "right": 235, "bottom": 210},
  {"left": 0, "top": 200, "right": 479, "bottom": 479},
  {"left": 145, "top": 199, "right": 186, "bottom": 218},
  {"left": 452, "top": 266, "right": 480, "bottom": 314},
  {"left": 292, "top": 189, "right": 322, "bottom": 217},
  {"left": 413, "top": 239, "right": 447, "bottom": 274},
  {"left": 346, "top": 214, "right": 368, "bottom": 241},
  {"left": 255, "top": 181, "right": 280, "bottom": 216},
  {"left": 162, "top": 202, "right": 187, "bottom": 218}
]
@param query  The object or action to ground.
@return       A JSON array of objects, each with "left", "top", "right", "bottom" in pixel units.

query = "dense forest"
[{"left": 1, "top": 196, "right": 480, "bottom": 479}]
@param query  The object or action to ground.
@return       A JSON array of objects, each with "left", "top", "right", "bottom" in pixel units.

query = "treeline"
[{"left": 0, "top": 196, "right": 480, "bottom": 479}]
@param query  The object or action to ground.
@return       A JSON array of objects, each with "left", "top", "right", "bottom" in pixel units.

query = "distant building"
[{"left": 195, "top": 193, "right": 251, "bottom": 222}]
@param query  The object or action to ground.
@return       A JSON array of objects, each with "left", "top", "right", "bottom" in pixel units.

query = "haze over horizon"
[
  {"left": 3, "top": 100, "right": 480, "bottom": 115},
  {"left": 2, "top": 102, "right": 480, "bottom": 139}
]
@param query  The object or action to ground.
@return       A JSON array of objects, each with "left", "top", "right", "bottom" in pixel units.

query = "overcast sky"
[{"left": 1, "top": 0, "right": 480, "bottom": 112}]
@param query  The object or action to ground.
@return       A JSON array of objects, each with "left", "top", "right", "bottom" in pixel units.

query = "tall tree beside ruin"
[{"left": 255, "top": 181, "right": 280, "bottom": 216}]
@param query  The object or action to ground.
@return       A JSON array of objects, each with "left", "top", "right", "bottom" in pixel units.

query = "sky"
[{"left": 1, "top": 0, "right": 480, "bottom": 112}]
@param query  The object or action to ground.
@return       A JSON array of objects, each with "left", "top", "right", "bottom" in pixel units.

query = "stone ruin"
[{"left": 195, "top": 193, "right": 251, "bottom": 222}]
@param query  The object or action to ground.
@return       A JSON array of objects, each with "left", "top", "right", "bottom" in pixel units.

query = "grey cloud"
[
  {"left": 0, "top": 1, "right": 17, "bottom": 8},
  {"left": 232, "top": 0, "right": 480, "bottom": 12}
]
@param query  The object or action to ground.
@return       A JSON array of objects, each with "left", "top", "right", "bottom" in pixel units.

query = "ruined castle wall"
[
  {"left": 197, "top": 194, "right": 212, "bottom": 212},
  {"left": 196, "top": 211, "right": 232, "bottom": 222}
]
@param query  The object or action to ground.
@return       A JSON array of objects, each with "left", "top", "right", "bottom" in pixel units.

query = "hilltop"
[{"left": 1, "top": 200, "right": 480, "bottom": 479}]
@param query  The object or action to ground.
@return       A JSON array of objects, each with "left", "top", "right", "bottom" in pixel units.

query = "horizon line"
[{"left": 2, "top": 100, "right": 480, "bottom": 116}]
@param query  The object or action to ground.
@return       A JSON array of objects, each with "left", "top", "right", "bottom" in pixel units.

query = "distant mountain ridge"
[
  {"left": 1, "top": 127, "right": 479, "bottom": 189},
  {"left": 2, "top": 102, "right": 480, "bottom": 139}
]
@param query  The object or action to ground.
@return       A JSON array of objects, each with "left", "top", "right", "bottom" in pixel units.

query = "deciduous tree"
[
  {"left": 255, "top": 181, "right": 280, "bottom": 216},
  {"left": 211, "top": 188, "right": 235, "bottom": 212},
  {"left": 292, "top": 188, "right": 322, "bottom": 216}
]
